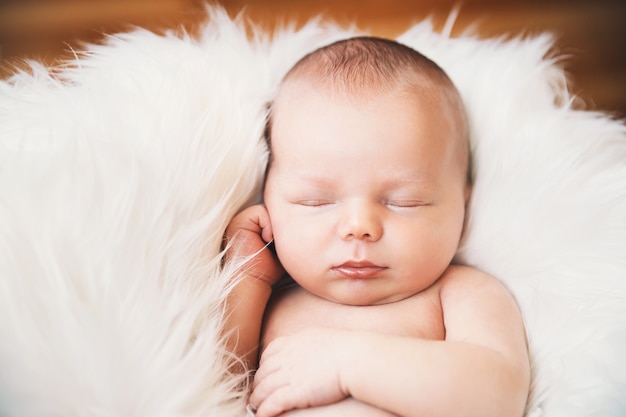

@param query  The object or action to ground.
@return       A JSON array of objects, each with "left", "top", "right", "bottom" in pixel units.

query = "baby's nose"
[{"left": 338, "top": 202, "right": 383, "bottom": 242}]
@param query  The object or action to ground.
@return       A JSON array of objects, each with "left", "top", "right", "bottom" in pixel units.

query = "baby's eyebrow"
[
  {"left": 289, "top": 172, "right": 433, "bottom": 192},
  {"left": 291, "top": 173, "right": 336, "bottom": 187},
  {"left": 388, "top": 175, "right": 427, "bottom": 184},
  {"left": 381, "top": 169, "right": 432, "bottom": 186}
]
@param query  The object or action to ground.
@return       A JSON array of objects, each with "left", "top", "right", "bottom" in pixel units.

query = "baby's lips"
[{"left": 332, "top": 261, "right": 387, "bottom": 278}]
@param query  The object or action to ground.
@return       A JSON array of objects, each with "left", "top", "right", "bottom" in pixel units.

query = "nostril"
[{"left": 346, "top": 230, "right": 374, "bottom": 241}]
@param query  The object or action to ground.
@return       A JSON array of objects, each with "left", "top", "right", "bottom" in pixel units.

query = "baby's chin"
[{"left": 309, "top": 286, "right": 416, "bottom": 306}]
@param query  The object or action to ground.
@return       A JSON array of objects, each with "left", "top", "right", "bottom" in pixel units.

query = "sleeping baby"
[{"left": 224, "top": 36, "right": 530, "bottom": 417}]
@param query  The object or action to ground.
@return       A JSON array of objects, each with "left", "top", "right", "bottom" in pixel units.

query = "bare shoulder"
[
  {"left": 438, "top": 264, "right": 503, "bottom": 292},
  {"left": 439, "top": 265, "right": 530, "bottom": 407},
  {"left": 438, "top": 265, "right": 528, "bottom": 358},
  {"left": 437, "top": 265, "right": 519, "bottom": 314}
]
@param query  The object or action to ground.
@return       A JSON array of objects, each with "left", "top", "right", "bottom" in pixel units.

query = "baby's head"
[{"left": 264, "top": 37, "right": 471, "bottom": 306}]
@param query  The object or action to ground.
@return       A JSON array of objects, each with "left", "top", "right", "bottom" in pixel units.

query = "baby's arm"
[
  {"left": 250, "top": 266, "right": 530, "bottom": 417},
  {"left": 274, "top": 398, "right": 399, "bottom": 417},
  {"left": 223, "top": 204, "right": 283, "bottom": 371}
]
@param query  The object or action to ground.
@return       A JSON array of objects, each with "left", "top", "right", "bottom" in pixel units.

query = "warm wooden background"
[{"left": 1, "top": 0, "right": 625, "bottom": 118}]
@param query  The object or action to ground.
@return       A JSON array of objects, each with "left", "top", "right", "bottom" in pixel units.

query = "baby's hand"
[
  {"left": 249, "top": 328, "right": 353, "bottom": 417},
  {"left": 224, "top": 204, "right": 284, "bottom": 287}
]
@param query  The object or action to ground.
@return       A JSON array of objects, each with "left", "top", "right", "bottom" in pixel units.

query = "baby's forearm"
[
  {"left": 222, "top": 204, "right": 283, "bottom": 372},
  {"left": 224, "top": 278, "right": 272, "bottom": 372},
  {"left": 277, "top": 397, "right": 399, "bottom": 417},
  {"left": 342, "top": 332, "right": 528, "bottom": 417}
]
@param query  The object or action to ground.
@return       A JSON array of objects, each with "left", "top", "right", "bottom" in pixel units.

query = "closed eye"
[
  {"left": 294, "top": 200, "right": 334, "bottom": 207},
  {"left": 385, "top": 200, "right": 428, "bottom": 209}
]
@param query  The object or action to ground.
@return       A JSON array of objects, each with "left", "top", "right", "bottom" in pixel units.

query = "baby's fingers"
[
  {"left": 250, "top": 359, "right": 301, "bottom": 416},
  {"left": 251, "top": 385, "right": 303, "bottom": 417},
  {"left": 249, "top": 365, "right": 282, "bottom": 410}
]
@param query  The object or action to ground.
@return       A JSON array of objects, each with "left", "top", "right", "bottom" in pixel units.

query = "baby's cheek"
[{"left": 273, "top": 233, "right": 305, "bottom": 269}]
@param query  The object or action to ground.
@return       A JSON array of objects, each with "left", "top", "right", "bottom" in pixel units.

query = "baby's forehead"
[
  {"left": 272, "top": 74, "right": 460, "bottom": 125},
  {"left": 269, "top": 75, "right": 470, "bottom": 175}
]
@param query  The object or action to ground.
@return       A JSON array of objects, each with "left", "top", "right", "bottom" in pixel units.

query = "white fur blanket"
[{"left": 1, "top": 7, "right": 625, "bottom": 417}]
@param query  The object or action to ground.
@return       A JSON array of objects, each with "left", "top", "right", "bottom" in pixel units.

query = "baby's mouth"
[{"left": 332, "top": 261, "right": 387, "bottom": 279}]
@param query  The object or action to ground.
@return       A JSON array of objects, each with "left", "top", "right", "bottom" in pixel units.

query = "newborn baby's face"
[{"left": 264, "top": 82, "right": 468, "bottom": 305}]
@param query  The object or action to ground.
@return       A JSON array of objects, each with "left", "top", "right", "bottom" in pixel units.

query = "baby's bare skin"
[
  {"left": 262, "top": 272, "right": 447, "bottom": 352},
  {"left": 225, "top": 37, "right": 530, "bottom": 417},
  {"left": 254, "top": 265, "right": 527, "bottom": 417},
  {"left": 259, "top": 272, "right": 446, "bottom": 417}
]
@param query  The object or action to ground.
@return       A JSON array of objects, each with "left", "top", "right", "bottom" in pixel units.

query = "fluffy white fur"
[{"left": 1, "top": 6, "right": 624, "bottom": 417}]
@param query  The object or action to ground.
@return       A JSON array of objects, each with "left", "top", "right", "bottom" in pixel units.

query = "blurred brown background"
[{"left": 1, "top": 0, "right": 625, "bottom": 118}]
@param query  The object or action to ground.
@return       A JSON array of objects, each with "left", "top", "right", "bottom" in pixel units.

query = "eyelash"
[
  {"left": 295, "top": 200, "right": 334, "bottom": 207},
  {"left": 384, "top": 200, "right": 426, "bottom": 209},
  {"left": 294, "top": 200, "right": 426, "bottom": 209}
]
